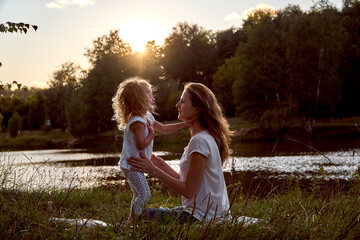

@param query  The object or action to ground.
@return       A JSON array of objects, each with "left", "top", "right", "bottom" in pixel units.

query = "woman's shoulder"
[
  {"left": 189, "top": 131, "right": 215, "bottom": 148},
  {"left": 191, "top": 130, "right": 214, "bottom": 142}
]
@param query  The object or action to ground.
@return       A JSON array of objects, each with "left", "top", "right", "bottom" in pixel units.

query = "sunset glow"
[{"left": 120, "top": 21, "right": 168, "bottom": 52}]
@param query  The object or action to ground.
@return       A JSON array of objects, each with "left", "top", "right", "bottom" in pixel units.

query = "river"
[{"left": 1, "top": 137, "right": 359, "bottom": 191}]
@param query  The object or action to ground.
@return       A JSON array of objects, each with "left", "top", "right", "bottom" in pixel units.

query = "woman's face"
[{"left": 175, "top": 90, "right": 197, "bottom": 121}]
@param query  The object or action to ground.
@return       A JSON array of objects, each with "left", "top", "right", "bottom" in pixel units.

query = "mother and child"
[{"left": 112, "top": 76, "right": 232, "bottom": 226}]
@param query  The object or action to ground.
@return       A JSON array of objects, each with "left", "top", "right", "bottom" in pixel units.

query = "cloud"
[
  {"left": 46, "top": 0, "right": 95, "bottom": 9},
  {"left": 224, "top": 3, "right": 277, "bottom": 22},
  {"left": 224, "top": 12, "right": 242, "bottom": 21}
]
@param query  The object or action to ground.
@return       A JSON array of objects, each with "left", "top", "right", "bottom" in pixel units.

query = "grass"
[
  {"left": 1, "top": 158, "right": 360, "bottom": 239},
  {"left": 1, "top": 117, "right": 360, "bottom": 238}
]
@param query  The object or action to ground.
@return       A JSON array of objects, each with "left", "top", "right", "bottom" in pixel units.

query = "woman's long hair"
[{"left": 184, "top": 82, "right": 233, "bottom": 165}]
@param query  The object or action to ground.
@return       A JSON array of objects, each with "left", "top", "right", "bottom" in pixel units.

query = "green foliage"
[
  {"left": 164, "top": 90, "right": 182, "bottom": 120},
  {"left": 0, "top": 22, "right": 38, "bottom": 34},
  {"left": 259, "top": 100, "right": 298, "bottom": 135},
  {"left": 232, "top": 9, "right": 284, "bottom": 120},
  {"left": 213, "top": 2, "right": 352, "bottom": 132},
  {"left": 3, "top": 2, "right": 360, "bottom": 137},
  {"left": 65, "top": 92, "right": 85, "bottom": 137},
  {"left": 212, "top": 56, "right": 240, "bottom": 117},
  {"left": 153, "top": 79, "right": 181, "bottom": 121},
  {"left": 337, "top": 0, "right": 360, "bottom": 116},
  {"left": 214, "top": 27, "right": 244, "bottom": 66},
  {"left": 8, "top": 112, "right": 22, "bottom": 137},
  {"left": 25, "top": 91, "right": 45, "bottom": 130},
  {"left": 161, "top": 22, "right": 218, "bottom": 86},
  {"left": 0, "top": 80, "right": 28, "bottom": 92},
  {"left": 284, "top": 5, "right": 345, "bottom": 118},
  {"left": 79, "top": 30, "right": 135, "bottom": 134},
  {"left": 45, "top": 62, "right": 81, "bottom": 130}
]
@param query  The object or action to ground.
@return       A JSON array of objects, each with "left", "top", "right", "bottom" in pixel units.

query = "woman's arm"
[
  {"left": 153, "top": 120, "right": 189, "bottom": 134},
  {"left": 150, "top": 154, "right": 179, "bottom": 179},
  {"left": 130, "top": 121, "right": 154, "bottom": 150},
  {"left": 128, "top": 152, "right": 207, "bottom": 199}
]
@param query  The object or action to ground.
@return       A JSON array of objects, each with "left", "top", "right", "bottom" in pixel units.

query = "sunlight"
[{"left": 120, "top": 20, "right": 168, "bottom": 52}]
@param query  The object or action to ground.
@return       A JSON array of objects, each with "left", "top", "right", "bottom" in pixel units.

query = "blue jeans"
[{"left": 144, "top": 206, "right": 199, "bottom": 223}]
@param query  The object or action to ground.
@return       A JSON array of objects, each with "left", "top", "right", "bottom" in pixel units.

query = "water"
[{"left": 1, "top": 138, "right": 359, "bottom": 191}]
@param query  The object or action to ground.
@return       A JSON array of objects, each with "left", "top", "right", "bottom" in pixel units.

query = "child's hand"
[{"left": 184, "top": 118, "right": 195, "bottom": 128}]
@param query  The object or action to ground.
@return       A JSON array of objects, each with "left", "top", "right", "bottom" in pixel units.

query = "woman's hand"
[
  {"left": 150, "top": 154, "right": 165, "bottom": 168},
  {"left": 127, "top": 152, "right": 156, "bottom": 175}
]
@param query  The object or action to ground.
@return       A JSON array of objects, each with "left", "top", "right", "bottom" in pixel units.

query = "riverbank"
[
  {"left": 1, "top": 176, "right": 359, "bottom": 239},
  {"left": 1, "top": 117, "right": 359, "bottom": 151}
]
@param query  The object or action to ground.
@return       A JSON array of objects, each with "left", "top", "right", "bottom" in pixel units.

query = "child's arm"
[
  {"left": 153, "top": 120, "right": 189, "bottom": 134},
  {"left": 130, "top": 121, "right": 154, "bottom": 150}
]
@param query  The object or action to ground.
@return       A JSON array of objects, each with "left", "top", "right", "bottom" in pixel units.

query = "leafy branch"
[
  {"left": 0, "top": 22, "right": 38, "bottom": 34},
  {"left": 0, "top": 81, "right": 28, "bottom": 92},
  {"left": 0, "top": 22, "right": 36, "bottom": 91}
]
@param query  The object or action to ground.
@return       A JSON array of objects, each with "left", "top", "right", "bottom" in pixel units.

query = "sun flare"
[{"left": 120, "top": 21, "right": 168, "bottom": 52}]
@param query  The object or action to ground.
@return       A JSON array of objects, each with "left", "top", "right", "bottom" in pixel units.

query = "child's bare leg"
[{"left": 125, "top": 211, "right": 139, "bottom": 227}]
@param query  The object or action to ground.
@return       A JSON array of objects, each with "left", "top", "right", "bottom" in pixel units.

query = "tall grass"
[{"left": 1, "top": 151, "right": 360, "bottom": 239}]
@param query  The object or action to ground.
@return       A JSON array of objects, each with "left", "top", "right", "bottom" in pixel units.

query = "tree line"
[{"left": 1, "top": 0, "right": 359, "bottom": 137}]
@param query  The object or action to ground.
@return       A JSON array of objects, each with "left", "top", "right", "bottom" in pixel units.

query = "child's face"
[{"left": 144, "top": 86, "right": 155, "bottom": 108}]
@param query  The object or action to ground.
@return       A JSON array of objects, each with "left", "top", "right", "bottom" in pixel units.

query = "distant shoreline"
[{"left": 1, "top": 117, "right": 359, "bottom": 151}]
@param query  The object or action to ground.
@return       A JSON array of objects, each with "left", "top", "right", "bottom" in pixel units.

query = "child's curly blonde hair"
[{"left": 112, "top": 76, "right": 153, "bottom": 130}]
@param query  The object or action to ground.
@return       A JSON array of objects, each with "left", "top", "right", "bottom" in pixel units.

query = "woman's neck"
[{"left": 189, "top": 120, "right": 206, "bottom": 138}]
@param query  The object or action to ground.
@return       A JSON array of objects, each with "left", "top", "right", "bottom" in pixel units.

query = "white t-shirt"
[
  {"left": 119, "top": 112, "right": 155, "bottom": 170},
  {"left": 179, "top": 130, "right": 230, "bottom": 221}
]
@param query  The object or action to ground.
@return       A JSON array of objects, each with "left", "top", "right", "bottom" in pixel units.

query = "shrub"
[{"left": 8, "top": 112, "right": 22, "bottom": 137}]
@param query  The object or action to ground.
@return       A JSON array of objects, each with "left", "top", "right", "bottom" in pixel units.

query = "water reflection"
[{"left": 1, "top": 147, "right": 359, "bottom": 191}]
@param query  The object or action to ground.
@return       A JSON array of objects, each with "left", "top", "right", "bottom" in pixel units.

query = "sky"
[{"left": 0, "top": 0, "right": 344, "bottom": 88}]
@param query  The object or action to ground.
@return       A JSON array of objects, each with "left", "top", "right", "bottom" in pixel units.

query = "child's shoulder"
[
  {"left": 128, "top": 115, "right": 146, "bottom": 125},
  {"left": 146, "top": 112, "right": 155, "bottom": 124}
]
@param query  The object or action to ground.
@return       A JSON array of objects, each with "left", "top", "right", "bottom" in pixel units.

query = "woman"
[{"left": 127, "top": 82, "right": 233, "bottom": 222}]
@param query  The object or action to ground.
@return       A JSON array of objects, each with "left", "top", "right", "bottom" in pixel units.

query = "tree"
[
  {"left": 337, "top": 0, "right": 360, "bottom": 116},
  {"left": 161, "top": 22, "right": 217, "bottom": 87},
  {"left": 214, "top": 27, "right": 244, "bottom": 67},
  {"left": 76, "top": 30, "right": 134, "bottom": 134},
  {"left": 212, "top": 56, "right": 240, "bottom": 117},
  {"left": 284, "top": 4, "right": 345, "bottom": 118},
  {"left": 133, "top": 40, "right": 164, "bottom": 82},
  {"left": 84, "top": 29, "right": 131, "bottom": 66},
  {"left": 232, "top": 9, "right": 284, "bottom": 121},
  {"left": 25, "top": 91, "right": 45, "bottom": 130},
  {"left": 8, "top": 112, "right": 22, "bottom": 137},
  {"left": 46, "top": 62, "right": 81, "bottom": 130},
  {"left": 66, "top": 91, "right": 85, "bottom": 137}
]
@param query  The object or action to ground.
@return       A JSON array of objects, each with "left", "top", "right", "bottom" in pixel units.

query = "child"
[{"left": 112, "top": 76, "right": 190, "bottom": 226}]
